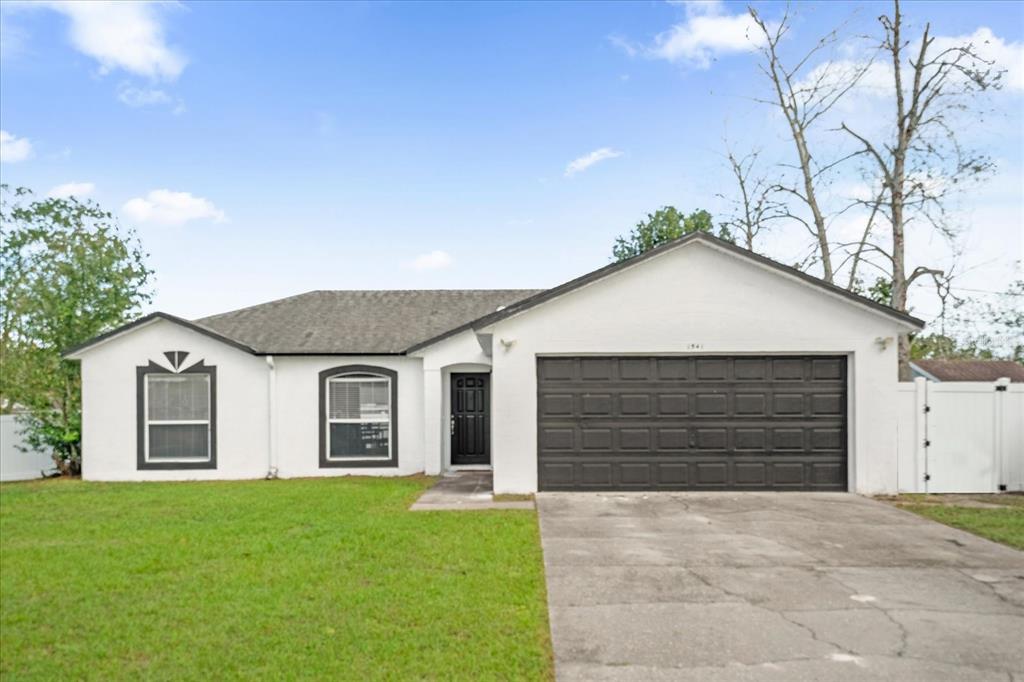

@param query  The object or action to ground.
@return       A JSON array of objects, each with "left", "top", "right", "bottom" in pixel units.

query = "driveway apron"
[{"left": 538, "top": 492, "right": 1024, "bottom": 681}]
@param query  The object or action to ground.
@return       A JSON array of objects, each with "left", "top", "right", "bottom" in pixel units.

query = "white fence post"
[
  {"left": 914, "top": 377, "right": 928, "bottom": 493},
  {"left": 994, "top": 377, "right": 1009, "bottom": 492}
]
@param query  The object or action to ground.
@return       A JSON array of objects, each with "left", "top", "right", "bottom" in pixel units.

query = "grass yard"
[
  {"left": 0, "top": 477, "right": 552, "bottom": 680},
  {"left": 884, "top": 494, "right": 1024, "bottom": 550}
]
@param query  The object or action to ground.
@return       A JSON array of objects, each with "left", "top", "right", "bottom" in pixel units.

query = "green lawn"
[
  {"left": 888, "top": 494, "right": 1024, "bottom": 550},
  {"left": 0, "top": 477, "right": 552, "bottom": 680}
]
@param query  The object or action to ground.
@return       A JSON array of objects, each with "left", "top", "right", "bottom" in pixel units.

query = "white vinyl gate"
[{"left": 897, "top": 378, "right": 1024, "bottom": 493}]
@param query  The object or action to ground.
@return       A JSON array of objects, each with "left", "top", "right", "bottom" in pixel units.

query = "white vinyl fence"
[
  {"left": 897, "top": 378, "right": 1024, "bottom": 493},
  {"left": 0, "top": 414, "right": 54, "bottom": 482}
]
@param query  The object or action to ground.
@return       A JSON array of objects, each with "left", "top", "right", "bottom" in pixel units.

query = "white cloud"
[
  {"left": 117, "top": 83, "right": 171, "bottom": 107},
  {"left": 933, "top": 27, "right": 1024, "bottom": 92},
  {"left": 47, "top": 181, "right": 95, "bottom": 198},
  {"left": 122, "top": 189, "right": 227, "bottom": 225},
  {"left": 796, "top": 27, "right": 1023, "bottom": 102},
  {"left": 410, "top": 250, "right": 454, "bottom": 271},
  {"left": 607, "top": 35, "right": 638, "bottom": 58},
  {"left": 44, "top": 1, "right": 186, "bottom": 80},
  {"left": 651, "top": 15, "right": 763, "bottom": 67},
  {"left": 796, "top": 59, "right": 893, "bottom": 99},
  {"left": 564, "top": 148, "right": 623, "bottom": 177},
  {"left": 0, "top": 130, "right": 32, "bottom": 162},
  {"left": 0, "top": 19, "right": 29, "bottom": 60},
  {"left": 615, "top": 0, "right": 766, "bottom": 69}
]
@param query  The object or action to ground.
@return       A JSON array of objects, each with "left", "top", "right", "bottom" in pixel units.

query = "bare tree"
[
  {"left": 748, "top": 6, "right": 876, "bottom": 283},
  {"left": 839, "top": 0, "right": 1002, "bottom": 378},
  {"left": 830, "top": 183, "right": 888, "bottom": 291},
  {"left": 717, "top": 147, "right": 783, "bottom": 251}
]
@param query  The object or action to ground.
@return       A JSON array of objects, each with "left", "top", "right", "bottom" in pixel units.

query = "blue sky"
[{"left": 1, "top": 0, "right": 1021, "bottom": 324}]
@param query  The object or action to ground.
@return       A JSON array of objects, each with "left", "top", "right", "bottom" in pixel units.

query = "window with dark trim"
[
  {"left": 137, "top": 360, "right": 217, "bottom": 470},
  {"left": 319, "top": 365, "right": 398, "bottom": 468}
]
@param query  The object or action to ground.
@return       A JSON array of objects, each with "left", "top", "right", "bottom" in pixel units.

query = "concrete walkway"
[
  {"left": 410, "top": 471, "right": 534, "bottom": 511},
  {"left": 538, "top": 492, "right": 1024, "bottom": 681}
]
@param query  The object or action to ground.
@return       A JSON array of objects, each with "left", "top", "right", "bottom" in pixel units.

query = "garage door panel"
[
  {"left": 735, "top": 428, "right": 767, "bottom": 450},
  {"left": 580, "top": 462, "right": 612, "bottom": 485},
  {"left": 735, "top": 394, "right": 767, "bottom": 415},
  {"left": 734, "top": 358, "right": 769, "bottom": 380},
  {"left": 537, "top": 356, "right": 847, "bottom": 491},
  {"left": 772, "top": 463, "right": 805, "bottom": 486},
  {"left": 656, "top": 358, "right": 690, "bottom": 380},
  {"left": 695, "top": 428, "right": 727, "bottom": 449},
  {"left": 581, "top": 394, "right": 613, "bottom": 415},
  {"left": 619, "top": 428, "right": 651, "bottom": 450},
  {"left": 735, "top": 462, "right": 767, "bottom": 485},
  {"left": 540, "top": 394, "right": 574, "bottom": 416},
  {"left": 695, "top": 393, "right": 728, "bottom": 415},
  {"left": 772, "top": 358, "right": 806, "bottom": 380},
  {"left": 811, "top": 394, "right": 843, "bottom": 415},
  {"left": 696, "top": 358, "right": 729, "bottom": 380},
  {"left": 812, "top": 358, "right": 844, "bottom": 380},
  {"left": 620, "top": 394, "right": 651, "bottom": 415},
  {"left": 773, "top": 394, "right": 805, "bottom": 415},
  {"left": 619, "top": 463, "right": 651, "bottom": 485},
  {"left": 581, "top": 428, "right": 612, "bottom": 450},
  {"left": 658, "top": 394, "right": 688, "bottom": 415},
  {"left": 540, "top": 427, "right": 574, "bottom": 451},
  {"left": 695, "top": 462, "right": 728, "bottom": 486},
  {"left": 656, "top": 427, "right": 689, "bottom": 450},
  {"left": 620, "top": 358, "right": 652, "bottom": 380},
  {"left": 581, "top": 358, "right": 614, "bottom": 380},
  {"left": 539, "top": 358, "right": 575, "bottom": 381}
]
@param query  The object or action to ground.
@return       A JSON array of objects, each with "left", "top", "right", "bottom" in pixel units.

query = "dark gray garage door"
[{"left": 537, "top": 356, "right": 847, "bottom": 491}]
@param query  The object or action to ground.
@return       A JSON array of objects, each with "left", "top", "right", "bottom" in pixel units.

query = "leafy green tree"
[
  {"left": 909, "top": 334, "right": 994, "bottom": 361},
  {"left": 851, "top": 276, "right": 894, "bottom": 306},
  {"left": 612, "top": 207, "right": 731, "bottom": 262},
  {"left": 1, "top": 186, "right": 153, "bottom": 474}
]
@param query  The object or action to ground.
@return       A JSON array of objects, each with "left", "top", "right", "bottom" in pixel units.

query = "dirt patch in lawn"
[{"left": 878, "top": 493, "right": 1024, "bottom": 510}]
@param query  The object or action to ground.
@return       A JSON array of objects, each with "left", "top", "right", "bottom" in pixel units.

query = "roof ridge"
[
  {"left": 194, "top": 288, "right": 545, "bottom": 322},
  {"left": 311, "top": 288, "right": 542, "bottom": 293},
  {"left": 196, "top": 290, "right": 323, "bottom": 322}
]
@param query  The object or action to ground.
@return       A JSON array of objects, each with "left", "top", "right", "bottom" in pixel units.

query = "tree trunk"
[
  {"left": 888, "top": 0, "right": 912, "bottom": 380},
  {"left": 897, "top": 333, "right": 913, "bottom": 381},
  {"left": 792, "top": 134, "right": 833, "bottom": 282}
]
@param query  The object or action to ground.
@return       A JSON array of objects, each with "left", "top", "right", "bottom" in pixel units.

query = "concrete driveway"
[{"left": 538, "top": 493, "right": 1024, "bottom": 681}]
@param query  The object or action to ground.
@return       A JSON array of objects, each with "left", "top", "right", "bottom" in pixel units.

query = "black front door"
[{"left": 451, "top": 373, "right": 490, "bottom": 466}]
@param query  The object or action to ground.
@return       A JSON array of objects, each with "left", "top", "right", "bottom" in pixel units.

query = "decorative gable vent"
[{"left": 163, "top": 351, "right": 190, "bottom": 372}]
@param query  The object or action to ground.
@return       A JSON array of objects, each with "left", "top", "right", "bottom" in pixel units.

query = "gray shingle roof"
[
  {"left": 912, "top": 359, "right": 1024, "bottom": 382},
  {"left": 194, "top": 290, "right": 542, "bottom": 354}
]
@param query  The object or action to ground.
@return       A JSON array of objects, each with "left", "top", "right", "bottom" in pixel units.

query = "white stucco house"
[{"left": 65, "top": 233, "right": 923, "bottom": 493}]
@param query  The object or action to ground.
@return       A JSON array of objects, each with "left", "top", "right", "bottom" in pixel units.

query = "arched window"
[{"left": 318, "top": 365, "right": 398, "bottom": 468}]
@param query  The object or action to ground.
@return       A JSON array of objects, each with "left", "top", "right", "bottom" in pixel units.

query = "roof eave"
[
  {"left": 63, "top": 312, "right": 259, "bottom": 359},
  {"left": 437, "top": 232, "right": 925, "bottom": 338}
]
